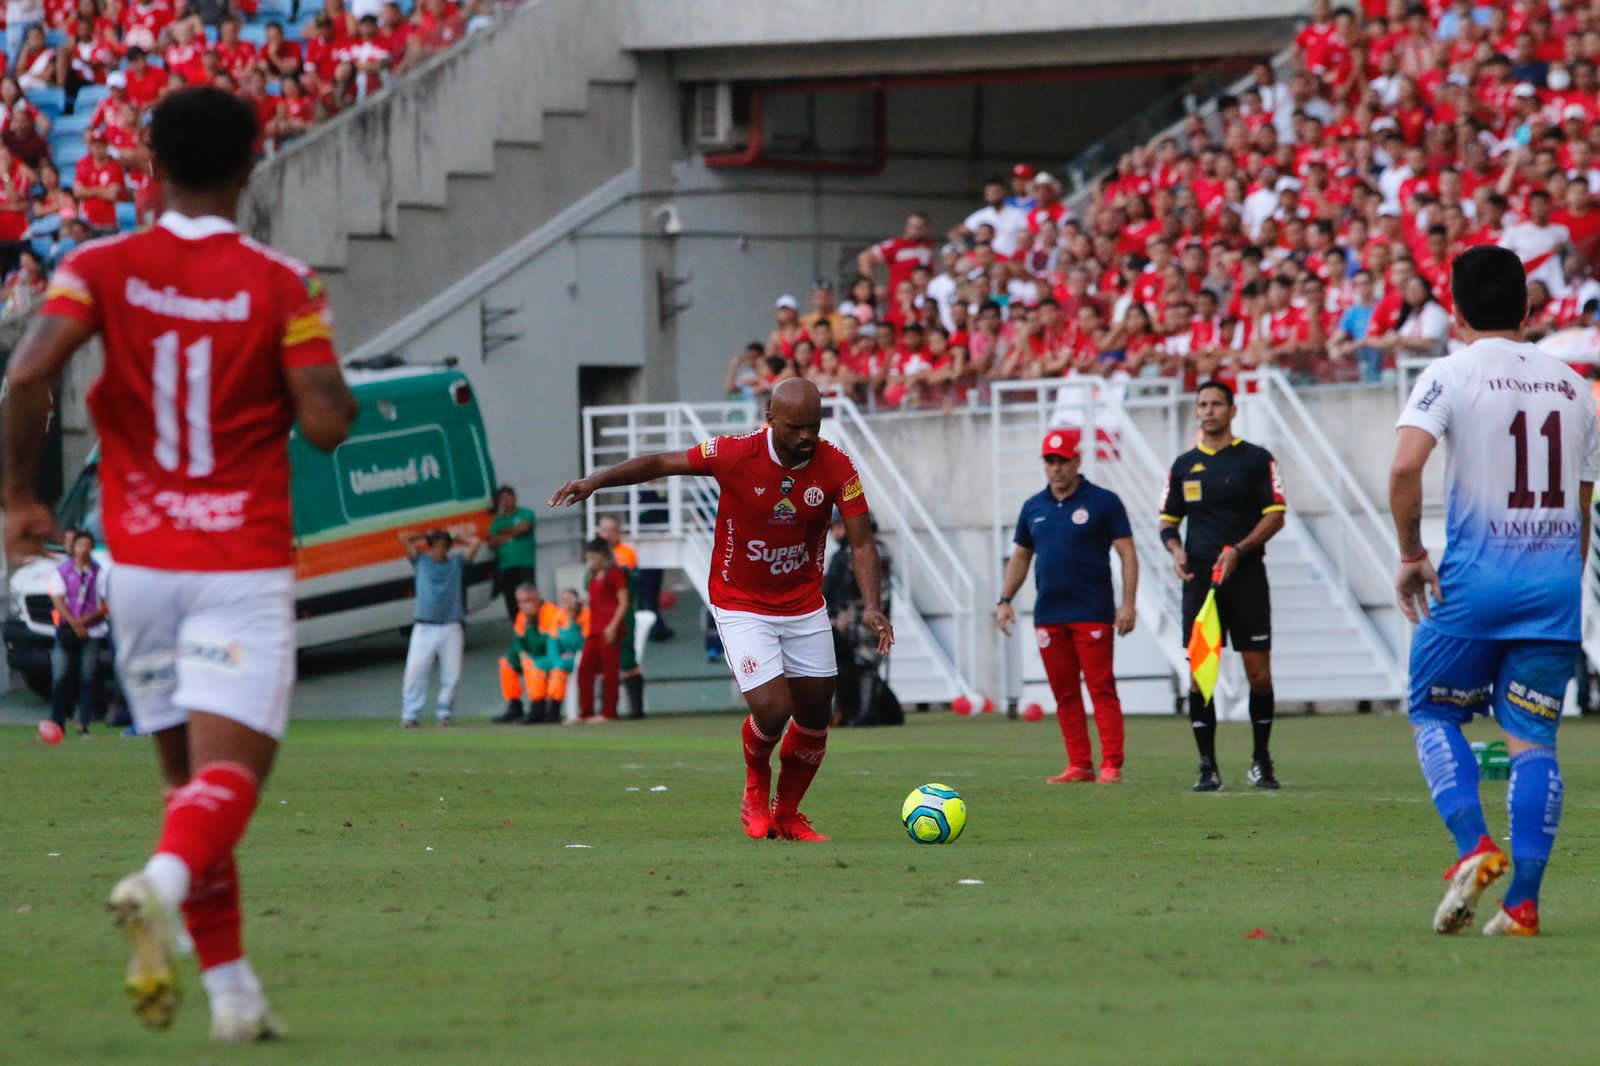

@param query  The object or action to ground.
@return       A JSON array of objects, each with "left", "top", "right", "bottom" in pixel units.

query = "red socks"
[
  {"left": 156, "top": 762, "right": 260, "bottom": 886},
  {"left": 773, "top": 723, "right": 827, "bottom": 817},
  {"left": 742, "top": 716, "right": 779, "bottom": 791},
  {"left": 183, "top": 854, "right": 243, "bottom": 970}
]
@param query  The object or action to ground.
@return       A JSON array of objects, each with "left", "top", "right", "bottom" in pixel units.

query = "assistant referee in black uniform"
[{"left": 1160, "top": 380, "right": 1287, "bottom": 792}]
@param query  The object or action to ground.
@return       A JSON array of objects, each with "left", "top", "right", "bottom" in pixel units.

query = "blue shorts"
[{"left": 1407, "top": 625, "right": 1579, "bottom": 747}]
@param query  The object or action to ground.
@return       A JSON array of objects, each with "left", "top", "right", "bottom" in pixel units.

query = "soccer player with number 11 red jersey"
[
  {"left": 550, "top": 379, "right": 894, "bottom": 841},
  {"left": 3, "top": 88, "right": 358, "bottom": 1041}
]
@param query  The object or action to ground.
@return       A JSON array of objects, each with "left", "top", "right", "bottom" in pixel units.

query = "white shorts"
[
  {"left": 711, "top": 605, "right": 836, "bottom": 693},
  {"left": 110, "top": 565, "right": 296, "bottom": 740}
]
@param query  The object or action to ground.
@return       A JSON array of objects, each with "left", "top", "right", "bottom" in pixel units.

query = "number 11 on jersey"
[
  {"left": 1508, "top": 410, "right": 1564, "bottom": 510},
  {"left": 152, "top": 331, "right": 214, "bottom": 478}
]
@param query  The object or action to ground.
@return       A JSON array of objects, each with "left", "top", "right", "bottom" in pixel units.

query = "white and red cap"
[{"left": 1041, "top": 429, "right": 1081, "bottom": 459}]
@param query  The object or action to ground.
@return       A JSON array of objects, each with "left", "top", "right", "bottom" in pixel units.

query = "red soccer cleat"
[
  {"left": 1097, "top": 766, "right": 1123, "bottom": 784},
  {"left": 1047, "top": 766, "right": 1097, "bottom": 784},
  {"left": 772, "top": 810, "right": 829, "bottom": 842},
  {"left": 1483, "top": 900, "right": 1540, "bottom": 937},
  {"left": 741, "top": 785, "right": 775, "bottom": 840}
]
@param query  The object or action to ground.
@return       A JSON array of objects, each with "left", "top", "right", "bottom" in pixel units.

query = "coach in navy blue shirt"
[{"left": 995, "top": 428, "right": 1138, "bottom": 784}]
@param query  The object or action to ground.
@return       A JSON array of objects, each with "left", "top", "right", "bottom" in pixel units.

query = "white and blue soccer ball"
[{"left": 901, "top": 783, "right": 967, "bottom": 844}]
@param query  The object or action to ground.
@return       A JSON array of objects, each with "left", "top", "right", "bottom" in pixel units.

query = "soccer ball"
[{"left": 901, "top": 783, "right": 967, "bottom": 844}]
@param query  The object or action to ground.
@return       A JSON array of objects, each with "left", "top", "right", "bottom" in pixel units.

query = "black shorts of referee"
[{"left": 1180, "top": 553, "right": 1271, "bottom": 653}]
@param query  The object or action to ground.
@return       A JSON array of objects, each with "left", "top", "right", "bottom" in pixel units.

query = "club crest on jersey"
[
  {"left": 1072, "top": 508, "right": 1089, "bottom": 525},
  {"left": 772, "top": 498, "right": 798, "bottom": 523},
  {"left": 803, "top": 486, "right": 825, "bottom": 507},
  {"left": 1036, "top": 629, "right": 1050, "bottom": 649},
  {"left": 740, "top": 656, "right": 759, "bottom": 677},
  {"left": 780, "top": 476, "right": 795, "bottom": 496},
  {"left": 753, "top": 487, "right": 765, "bottom": 496}
]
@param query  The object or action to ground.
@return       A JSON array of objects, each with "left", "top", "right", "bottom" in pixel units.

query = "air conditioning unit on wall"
[{"left": 693, "top": 82, "right": 741, "bottom": 149}]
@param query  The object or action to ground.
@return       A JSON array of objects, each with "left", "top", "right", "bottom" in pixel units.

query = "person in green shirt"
[{"left": 486, "top": 485, "right": 538, "bottom": 620}]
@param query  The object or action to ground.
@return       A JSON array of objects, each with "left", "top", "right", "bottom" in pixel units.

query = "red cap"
[
  {"left": 1011, "top": 163, "right": 1035, "bottom": 179},
  {"left": 1041, "top": 429, "right": 1080, "bottom": 458},
  {"left": 87, "top": 129, "right": 107, "bottom": 144}
]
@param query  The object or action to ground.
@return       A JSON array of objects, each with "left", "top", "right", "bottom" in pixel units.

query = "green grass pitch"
[{"left": 7, "top": 713, "right": 1600, "bottom": 1065}]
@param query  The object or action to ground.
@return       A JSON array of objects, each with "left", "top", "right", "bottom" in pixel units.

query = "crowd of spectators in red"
[
  {"left": 0, "top": 0, "right": 498, "bottom": 297},
  {"left": 729, "top": 0, "right": 1600, "bottom": 409}
]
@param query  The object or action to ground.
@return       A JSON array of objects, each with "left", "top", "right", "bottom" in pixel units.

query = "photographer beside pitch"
[
  {"left": 1391, "top": 245, "right": 1599, "bottom": 937},
  {"left": 995, "top": 428, "right": 1138, "bottom": 783},
  {"left": 1160, "top": 382, "right": 1287, "bottom": 792}
]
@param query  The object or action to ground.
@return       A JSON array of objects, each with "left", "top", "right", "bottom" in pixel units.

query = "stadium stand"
[
  {"left": 732, "top": 0, "right": 1600, "bottom": 411},
  {"left": 0, "top": 0, "right": 504, "bottom": 300}
]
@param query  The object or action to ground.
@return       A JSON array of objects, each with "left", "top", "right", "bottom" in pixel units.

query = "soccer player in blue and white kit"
[{"left": 1390, "top": 245, "right": 1600, "bottom": 937}]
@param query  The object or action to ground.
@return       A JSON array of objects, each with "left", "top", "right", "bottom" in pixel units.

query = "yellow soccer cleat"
[
  {"left": 107, "top": 873, "right": 182, "bottom": 1031},
  {"left": 1483, "top": 901, "right": 1540, "bottom": 937},
  {"left": 1433, "top": 838, "right": 1509, "bottom": 935}
]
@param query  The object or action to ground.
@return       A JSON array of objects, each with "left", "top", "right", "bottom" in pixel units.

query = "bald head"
[
  {"left": 767, "top": 377, "right": 822, "bottom": 467},
  {"left": 769, "top": 377, "right": 822, "bottom": 422}
]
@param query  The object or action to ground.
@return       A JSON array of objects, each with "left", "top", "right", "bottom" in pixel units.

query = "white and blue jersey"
[
  {"left": 1399, "top": 337, "right": 1600, "bottom": 744},
  {"left": 1397, "top": 337, "right": 1600, "bottom": 643}
]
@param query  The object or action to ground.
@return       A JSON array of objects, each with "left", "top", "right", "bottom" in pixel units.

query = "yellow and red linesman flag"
[{"left": 1188, "top": 586, "right": 1222, "bottom": 705}]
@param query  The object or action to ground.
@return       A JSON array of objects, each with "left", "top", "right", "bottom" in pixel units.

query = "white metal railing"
[
  {"left": 1236, "top": 368, "right": 1404, "bottom": 692},
  {"left": 1241, "top": 368, "right": 1397, "bottom": 582},
  {"left": 582, "top": 403, "right": 751, "bottom": 564},
  {"left": 821, "top": 394, "right": 979, "bottom": 695}
]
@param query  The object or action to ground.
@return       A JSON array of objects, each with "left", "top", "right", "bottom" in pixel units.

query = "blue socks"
[
  {"left": 1504, "top": 748, "right": 1562, "bottom": 910},
  {"left": 1414, "top": 724, "right": 1490, "bottom": 858}
]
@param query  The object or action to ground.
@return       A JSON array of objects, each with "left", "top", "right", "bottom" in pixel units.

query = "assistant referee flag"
[{"left": 1188, "top": 587, "right": 1222, "bottom": 704}]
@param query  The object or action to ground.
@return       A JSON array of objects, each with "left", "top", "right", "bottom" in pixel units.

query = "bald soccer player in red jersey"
[{"left": 551, "top": 379, "right": 893, "bottom": 841}]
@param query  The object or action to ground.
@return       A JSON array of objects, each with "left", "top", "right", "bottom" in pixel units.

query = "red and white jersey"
[
  {"left": 40, "top": 212, "right": 338, "bottom": 571},
  {"left": 1499, "top": 221, "right": 1572, "bottom": 294},
  {"left": 873, "top": 236, "right": 934, "bottom": 294},
  {"left": 684, "top": 429, "right": 870, "bottom": 616}
]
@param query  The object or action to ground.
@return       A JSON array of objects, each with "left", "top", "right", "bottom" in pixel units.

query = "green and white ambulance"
[{"left": 4, "top": 363, "right": 497, "bottom": 699}]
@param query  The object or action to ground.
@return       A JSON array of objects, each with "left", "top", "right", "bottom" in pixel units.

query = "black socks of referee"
[
  {"left": 1189, "top": 689, "right": 1275, "bottom": 763},
  {"left": 1188, "top": 689, "right": 1217, "bottom": 764},
  {"left": 1249, "top": 688, "right": 1275, "bottom": 761}
]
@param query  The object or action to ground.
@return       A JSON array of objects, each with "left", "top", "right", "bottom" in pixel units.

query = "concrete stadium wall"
[
  {"left": 624, "top": 0, "right": 1304, "bottom": 49},
  {"left": 238, "top": 0, "right": 636, "bottom": 348}
]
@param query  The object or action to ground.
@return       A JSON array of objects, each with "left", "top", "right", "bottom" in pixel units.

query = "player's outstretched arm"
[
  {"left": 288, "top": 363, "right": 358, "bottom": 452},
  {"left": 548, "top": 451, "right": 696, "bottom": 509},
  {"left": 3, "top": 313, "right": 93, "bottom": 563},
  {"left": 844, "top": 512, "right": 895, "bottom": 655}
]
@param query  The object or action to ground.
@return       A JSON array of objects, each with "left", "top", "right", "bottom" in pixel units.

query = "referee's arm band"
[
  {"left": 1159, "top": 514, "right": 1181, "bottom": 524},
  {"left": 1261, "top": 505, "right": 1287, "bottom": 514},
  {"left": 1160, "top": 526, "right": 1182, "bottom": 547}
]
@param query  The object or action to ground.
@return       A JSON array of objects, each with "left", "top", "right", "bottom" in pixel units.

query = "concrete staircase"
[{"left": 237, "top": 0, "right": 635, "bottom": 350}]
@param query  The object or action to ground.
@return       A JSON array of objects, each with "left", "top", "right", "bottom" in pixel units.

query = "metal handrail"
[
  {"left": 1249, "top": 368, "right": 1397, "bottom": 564},
  {"left": 820, "top": 398, "right": 976, "bottom": 691}
]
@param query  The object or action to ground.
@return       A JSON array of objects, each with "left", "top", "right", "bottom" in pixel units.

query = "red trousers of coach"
[
  {"left": 578, "top": 635, "right": 621, "bottom": 720},
  {"left": 1036, "top": 622, "right": 1124, "bottom": 771}
]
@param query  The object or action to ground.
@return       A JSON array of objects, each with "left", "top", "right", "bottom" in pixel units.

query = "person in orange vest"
[
  {"left": 597, "top": 514, "right": 647, "bottom": 719},
  {"left": 493, "top": 584, "right": 566, "bottom": 724}
]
